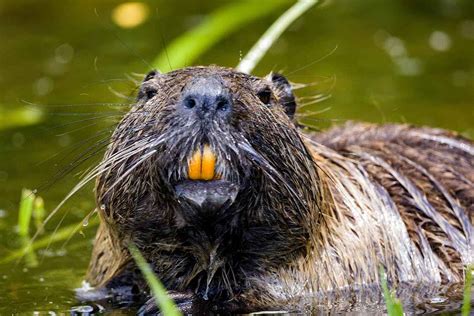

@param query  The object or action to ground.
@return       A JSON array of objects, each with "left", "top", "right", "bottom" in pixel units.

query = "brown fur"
[{"left": 84, "top": 66, "right": 473, "bottom": 313}]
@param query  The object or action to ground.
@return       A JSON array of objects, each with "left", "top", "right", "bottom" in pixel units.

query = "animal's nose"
[{"left": 180, "top": 76, "right": 232, "bottom": 120}]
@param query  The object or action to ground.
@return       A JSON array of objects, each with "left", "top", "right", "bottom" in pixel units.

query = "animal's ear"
[
  {"left": 138, "top": 70, "right": 160, "bottom": 100},
  {"left": 267, "top": 73, "right": 297, "bottom": 120},
  {"left": 143, "top": 69, "right": 160, "bottom": 82}
]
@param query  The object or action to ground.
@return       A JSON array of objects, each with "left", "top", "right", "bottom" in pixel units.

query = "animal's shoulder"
[
  {"left": 310, "top": 122, "right": 473, "bottom": 279},
  {"left": 311, "top": 122, "right": 473, "bottom": 197}
]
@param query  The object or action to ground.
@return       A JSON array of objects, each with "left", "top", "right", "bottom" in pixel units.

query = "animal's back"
[{"left": 311, "top": 122, "right": 473, "bottom": 281}]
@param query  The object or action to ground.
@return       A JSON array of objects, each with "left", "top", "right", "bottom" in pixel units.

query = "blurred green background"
[{"left": 0, "top": 0, "right": 473, "bottom": 313}]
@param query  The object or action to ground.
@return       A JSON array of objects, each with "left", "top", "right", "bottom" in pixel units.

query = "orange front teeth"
[
  {"left": 188, "top": 144, "right": 217, "bottom": 180},
  {"left": 188, "top": 149, "right": 202, "bottom": 180}
]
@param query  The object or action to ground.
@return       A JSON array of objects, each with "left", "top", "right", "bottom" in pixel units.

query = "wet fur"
[{"left": 85, "top": 66, "right": 473, "bottom": 312}]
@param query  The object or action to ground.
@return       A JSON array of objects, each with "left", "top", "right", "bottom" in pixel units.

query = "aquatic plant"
[
  {"left": 129, "top": 244, "right": 182, "bottom": 316},
  {"left": 380, "top": 265, "right": 473, "bottom": 316},
  {"left": 18, "top": 189, "right": 35, "bottom": 238},
  {"left": 0, "top": 107, "right": 43, "bottom": 130},
  {"left": 1, "top": 189, "right": 99, "bottom": 265},
  {"left": 16, "top": 189, "right": 41, "bottom": 267},
  {"left": 237, "top": 0, "right": 319, "bottom": 73},
  {"left": 1, "top": 217, "right": 99, "bottom": 265},
  {"left": 379, "top": 266, "right": 404, "bottom": 316},
  {"left": 462, "top": 265, "right": 472, "bottom": 316},
  {"left": 153, "top": 0, "right": 289, "bottom": 72}
]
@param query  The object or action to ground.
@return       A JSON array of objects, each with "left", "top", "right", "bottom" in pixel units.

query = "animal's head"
[{"left": 96, "top": 66, "right": 321, "bottom": 297}]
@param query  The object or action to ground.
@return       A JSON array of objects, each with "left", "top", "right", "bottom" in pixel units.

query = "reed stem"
[{"left": 236, "top": 0, "right": 319, "bottom": 74}]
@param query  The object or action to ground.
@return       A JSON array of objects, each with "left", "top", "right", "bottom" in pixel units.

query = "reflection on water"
[{"left": 0, "top": 0, "right": 473, "bottom": 314}]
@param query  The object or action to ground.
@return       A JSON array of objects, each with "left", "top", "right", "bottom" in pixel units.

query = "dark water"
[{"left": 0, "top": 0, "right": 473, "bottom": 314}]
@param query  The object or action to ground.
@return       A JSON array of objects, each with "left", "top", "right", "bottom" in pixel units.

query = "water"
[{"left": 0, "top": 0, "right": 473, "bottom": 314}]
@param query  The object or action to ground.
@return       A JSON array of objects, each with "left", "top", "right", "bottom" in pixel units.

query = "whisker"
[
  {"left": 108, "top": 86, "right": 138, "bottom": 101},
  {"left": 31, "top": 138, "right": 158, "bottom": 244},
  {"left": 237, "top": 139, "right": 306, "bottom": 215},
  {"left": 297, "top": 95, "right": 332, "bottom": 109},
  {"left": 59, "top": 208, "right": 98, "bottom": 251},
  {"left": 291, "top": 74, "right": 337, "bottom": 90},
  {"left": 298, "top": 117, "right": 346, "bottom": 124},
  {"left": 101, "top": 149, "right": 157, "bottom": 197},
  {"left": 44, "top": 111, "right": 126, "bottom": 117},
  {"left": 39, "top": 137, "right": 114, "bottom": 190},
  {"left": 81, "top": 78, "right": 138, "bottom": 89},
  {"left": 46, "top": 115, "right": 120, "bottom": 132},
  {"left": 298, "top": 94, "right": 331, "bottom": 102},
  {"left": 39, "top": 208, "right": 70, "bottom": 264},
  {"left": 296, "top": 107, "right": 332, "bottom": 117},
  {"left": 124, "top": 73, "right": 142, "bottom": 85},
  {"left": 20, "top": 99, "right": 134, "bottom": 108},
  {"left": 55, "top": 121, "right": 112, "bottom": 137},
  {"left": 35, "top": 128, "right": 113, "bottom": 167},
  {"left": 285, "top": 45, "right": 339, "bottom": 76},
  {"left": 45, "top": 110, "right": 152, "bottom": 132}
]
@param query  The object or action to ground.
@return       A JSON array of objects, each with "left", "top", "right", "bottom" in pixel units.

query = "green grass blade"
[
  {"left": 0, "top": 107, "right": 44, "bottom": 130},
  {"left": 153, "top": 0, "right": 288, "bottom": 72},
  {"left": 129, "top": 244, "right": 182, "bottom": 316},
  {"left": 236, "top": 0, "right": 319, "bottom": 74},
  {"left": 18, "top": 189, "right": 35, "bottom": 237},
  {"left": 379, "top": 266, "right": 404, "bottom": 316},
  {"left": 462, "top": 265, "right": 473, "bottom": 316},
  {"left": 33, "top": 196, "right": 46, "bottom": 234},
  {"left": 0, "top": 217, "right": 99, "bottom": 265},
  {"left": 19, "top": 236, "right": 38, "bottom": 268}
]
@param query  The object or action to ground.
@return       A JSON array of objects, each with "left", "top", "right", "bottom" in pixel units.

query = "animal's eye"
[
  {"left": 257, "top": 88, "right": 272, "bottom": 106},
  {"left": 145, "top": 88, "right": 157, "bottom": 99},
  {"left": 138, "top": 86, "right": 158, "bottom": 101}
]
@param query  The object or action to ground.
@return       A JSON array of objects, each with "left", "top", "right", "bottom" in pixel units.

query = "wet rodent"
[{"left": 83, "top": 66, "right": 473, "bottom": 313}]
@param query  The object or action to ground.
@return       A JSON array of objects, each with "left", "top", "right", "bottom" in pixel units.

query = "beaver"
[{"left": 82, "top": 66, "right": 473, "bottom": 314}]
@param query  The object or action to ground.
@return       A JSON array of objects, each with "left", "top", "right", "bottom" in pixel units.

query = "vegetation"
[
  {"left": 153, "top": 0, "right": 289, "bottom": 72},
  {"left": 380, "top": 265, "right": 473, "bottom": 316},
  {"left": 16, "top": 189, "right": 42, "bottom": 267},
  {"left": 236, "top": 0, "right": 319, "bottom": 73},
  {"left": 0, "top": 108, "right": 43, "bottom": 131},
  {"left": 0, "top": 189, "right": 99, "bottom": 265},
  {"left": 379, "top": 266, "right": 404, "bottom": 316},
  {"left": 129, "top": 244, "right": 182, "bottom": 316},
  {"left": 18, "top": 189, "right": 36, "bottom": 238},
  {"left": 462, "top": 265, "right": 472, "bottom": 316}
]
